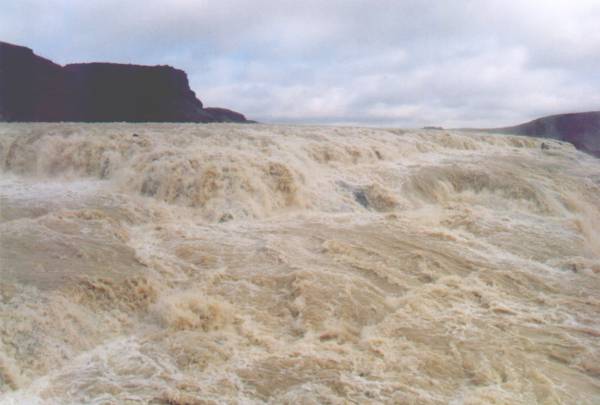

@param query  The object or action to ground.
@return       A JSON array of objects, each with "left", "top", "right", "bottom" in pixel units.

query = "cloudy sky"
[{"left": 2, "top": 0, "right": 599, "bottom": 127}]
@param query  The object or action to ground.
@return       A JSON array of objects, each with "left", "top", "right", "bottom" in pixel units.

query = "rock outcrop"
[
  {"left": 203, "top": 107, "right": 252, "bottom": 123},
  {"left": 0, "top": 41, "right": 250, "bottom": 123},
  {"left": 483, "top": 111, "right": 600, "bottom": 157},
  {"left": 0, "top": 41, "right": 68, "bottom": 121}
]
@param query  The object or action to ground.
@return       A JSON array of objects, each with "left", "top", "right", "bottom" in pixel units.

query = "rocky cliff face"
[
  {"left": 0, "top": 41, "right": 249, "bottom": 123},
  {"left": 0, "top": 42, "right": 68, "bottom": 121},
  {"left": 484, "top": 111, "right": 600, "bottom": 157}
]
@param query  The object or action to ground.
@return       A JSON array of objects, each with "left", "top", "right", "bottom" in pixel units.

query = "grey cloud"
[{"left": 1, "top": 0, "right": 599, "bottom": 127}]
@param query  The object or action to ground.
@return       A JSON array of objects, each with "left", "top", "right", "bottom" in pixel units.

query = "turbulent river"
[{"left": 0, "top": 123, "right": 599, "bottom": 404}]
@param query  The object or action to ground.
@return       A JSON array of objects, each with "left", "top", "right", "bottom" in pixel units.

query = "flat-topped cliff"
[{"left": 0, "top": 41, "right": 249, "bottom": 123}]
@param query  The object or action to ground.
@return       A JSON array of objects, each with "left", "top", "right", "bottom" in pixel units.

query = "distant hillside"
[
  {"left": 0, "top": 41, "right": 250, "bottom": 123},
  {"left": 480, "top": 111, "right": 600, "bottom": 157}
]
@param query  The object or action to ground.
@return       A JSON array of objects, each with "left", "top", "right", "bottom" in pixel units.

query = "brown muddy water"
[{"left": 1, "top": 123, "right": 599, "bottom": 404}]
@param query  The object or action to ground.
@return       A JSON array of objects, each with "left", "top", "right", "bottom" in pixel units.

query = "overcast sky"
[{"left": 2, "top": 0, "right": 599, "bottom": 127}]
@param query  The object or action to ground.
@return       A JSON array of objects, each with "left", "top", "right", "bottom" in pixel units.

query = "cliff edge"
[
  {"left": 482, "top": 111, "right": 600, "bottom": 157},
  {"left": 0, "top": 41, "right": 249, "bottom": 123}
]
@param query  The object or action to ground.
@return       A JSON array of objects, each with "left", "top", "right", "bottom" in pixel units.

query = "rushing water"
[{"left": 0, "top": 123, "right": 599, "bottom": 404}]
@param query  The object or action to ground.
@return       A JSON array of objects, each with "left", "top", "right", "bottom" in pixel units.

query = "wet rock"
[
  {"left": 219, "top": 213, "right": 234, "bottom": 223},
  {"left": 353, "top": 190, "right": 369, "bottom": 208}
]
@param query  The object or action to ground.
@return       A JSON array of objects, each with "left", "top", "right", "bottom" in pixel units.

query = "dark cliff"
[
  {"left": 0, "top": 41, "right": 249, "bottom": 123},
  {"left": 0, "top": 42, "right": 68, "bottom": 121},
  {"left": 482, "top": 111, "right": 600, "bottom": 157}
]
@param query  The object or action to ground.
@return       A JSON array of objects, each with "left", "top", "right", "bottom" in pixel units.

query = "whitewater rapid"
[{"left": 1, "top": 123, "right": 599, "bottom": 404}]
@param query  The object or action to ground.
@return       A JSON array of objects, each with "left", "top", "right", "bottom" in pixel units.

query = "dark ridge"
[
  {"left": 473, "top": 111, "right": 600, "bottom": 157},
  {"left": 203, "top": 107, "right": 248, "bottom": 123},
  {"left": 0, "top": 41, "right": 250, "bottom": 123}
]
